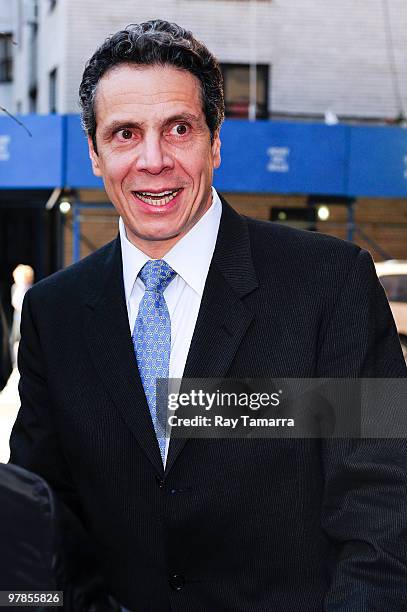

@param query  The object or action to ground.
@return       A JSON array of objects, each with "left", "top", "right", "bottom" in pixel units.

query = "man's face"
[{"left": 88, "top": 63, "right": 221, "bottom": 257}]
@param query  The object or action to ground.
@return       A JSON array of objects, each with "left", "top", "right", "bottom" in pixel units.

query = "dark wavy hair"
[{"left": 79, "top": 20, "right": 225, "bottom": 152}]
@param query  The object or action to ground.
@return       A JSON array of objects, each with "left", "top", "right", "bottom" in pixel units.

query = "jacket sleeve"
[
  {"left": 317, "top": 249, "right": 407, "bottom": 611},
  {"left": 9, "top": 289, "right": 118, "bottom": 612},
  {"left": 9, "top": 289, "right": 79, "bottom": 513}
]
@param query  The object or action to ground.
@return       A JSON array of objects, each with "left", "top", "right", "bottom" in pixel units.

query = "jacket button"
[
  {"left": 155, "top": 476, "right": 164, "bottom": 488},
  {"left": 169, "top": 574, "right": 185, "bottom": 591}
]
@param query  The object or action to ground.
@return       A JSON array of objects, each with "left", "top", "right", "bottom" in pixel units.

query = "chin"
[
  {"left": 132, "top": 228, "right": 181, "bottom": 242},
  {"left": 147, "top": 231, "right": 181, "bottom": 242}
]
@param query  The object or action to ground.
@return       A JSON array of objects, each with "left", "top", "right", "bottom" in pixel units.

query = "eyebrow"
[
  {"left": 163, "top": 113, "right": 202, "bottom": 126},
  {"left": 100, "top": 113, "right": 203, "bottom": 140},
  {"left": 100, "top": 121, "right": 141, "bottom": 140}
]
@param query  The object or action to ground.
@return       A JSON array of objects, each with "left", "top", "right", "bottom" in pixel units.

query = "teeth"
[
  {"left": 135, "top": 189, "right": 180, "bottom": 206},
  {"left": 139, "top": 190, "right": 176, "bottom": 197}
]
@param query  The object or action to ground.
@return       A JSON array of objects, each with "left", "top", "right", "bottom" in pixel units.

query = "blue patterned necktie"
[{"left": 132, "top": 260, "right": 176, "bottom": 462}]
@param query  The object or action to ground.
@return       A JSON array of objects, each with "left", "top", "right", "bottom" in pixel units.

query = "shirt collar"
[{"left": 119, "top": 187, "right": 222, "bottom": 300}]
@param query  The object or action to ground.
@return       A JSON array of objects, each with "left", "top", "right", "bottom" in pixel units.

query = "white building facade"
[
  {"left": 0, "top": 0, "right": 13, "bottom": 112},
  {"left": 6, "top": 0, "right": 407, "bottom": 122}
]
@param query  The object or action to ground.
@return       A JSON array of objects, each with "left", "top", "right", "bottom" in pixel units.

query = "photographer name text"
[{"left": 168, "top": 415, "right": 295, "bottom": 428}]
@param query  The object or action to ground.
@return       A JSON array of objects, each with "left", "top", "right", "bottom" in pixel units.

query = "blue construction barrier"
[
  {"left": 0, "top": 114, "right": 63, "bottom": 188},
  {"left": 1, "top": 113, "right": 407, "bottom": 197},
  {"left": 348, "top": 126, "right": 407, "bottom": 197},
  {"left": 216, "top": 119, "right": 348, "bottom": 195},
  {"left": 65, "top": 115, "right": 103, "bottom": 189}
]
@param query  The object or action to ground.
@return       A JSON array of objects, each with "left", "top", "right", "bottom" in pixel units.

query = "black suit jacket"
[{"left": 10, "top": 199, "right": 407, "bottom": 611}]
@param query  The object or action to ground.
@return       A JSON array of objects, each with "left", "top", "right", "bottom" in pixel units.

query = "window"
[
  {"left": 49, "top": 0, "right": 57, "bottom": 10},
  {"left": 49, "top": 68, "right": 57, "bottom": 113},
  {"left": 220, "top": 63, "right": 269, "bottom": 119},
  {"left": 29, "top": 86, "right": 37, "bottom": 113},
  {"left": 270, "top": 207, "right": 316, "bottom": 231},
  {"left": 0, "top": 33, "right": 13, "bottom": 82}
]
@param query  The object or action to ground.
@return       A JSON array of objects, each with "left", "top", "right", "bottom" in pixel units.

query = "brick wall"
[
  {"left": 269, "top": 0, "right": 407, "bottom": 119},
  {"left": 63, "top": 192, "right": 407, "bottom": 266},
  {"left": 59, "top": 0, "right": 407, "bottom": 120}
]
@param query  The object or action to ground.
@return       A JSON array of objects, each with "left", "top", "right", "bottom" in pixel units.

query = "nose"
[{"left": 135, "top": 133, "right": 174, "bottom": 174}]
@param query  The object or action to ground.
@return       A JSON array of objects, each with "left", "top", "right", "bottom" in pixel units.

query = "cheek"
[
  {"left": 183, "top": 154, "right": 212, "bottom": 184},
  {"left": 102, "top": 152, "right": 134, "bottom": 182}
]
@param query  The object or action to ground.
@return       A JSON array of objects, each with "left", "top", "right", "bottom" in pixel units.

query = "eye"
[
  {"left": 170, "top": 123, "right": 189, "bottom": 136},
  {"left": 119, "top": 129, "right": 133, "bottom": 140}
]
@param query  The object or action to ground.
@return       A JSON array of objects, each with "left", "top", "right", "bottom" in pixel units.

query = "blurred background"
[{"left": 1, "top": 0, "right": 407, "bottom": 460}]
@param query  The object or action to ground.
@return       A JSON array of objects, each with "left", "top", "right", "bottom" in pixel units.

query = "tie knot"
[{"left": 139, "top": 260, "right": 176, "bottom": 293}]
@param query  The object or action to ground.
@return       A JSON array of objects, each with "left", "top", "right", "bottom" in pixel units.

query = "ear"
[
  {"left": 87, "top": 136, "right": 102, "bottom": 177},
  {"left": 211, "top": 130, "right": 221, "bottom": 169}
]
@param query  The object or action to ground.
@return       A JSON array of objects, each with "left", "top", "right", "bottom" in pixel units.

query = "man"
[{"left": 10, "top": 20, "right": 407, "bottom": 612}]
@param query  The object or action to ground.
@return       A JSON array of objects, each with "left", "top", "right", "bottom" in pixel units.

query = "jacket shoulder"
[
  {"left": 245, "top": 215, "right": 363, "bottom": 273},
  {"left": 27, "top": 239, "right": 117, "bottom": 305}
]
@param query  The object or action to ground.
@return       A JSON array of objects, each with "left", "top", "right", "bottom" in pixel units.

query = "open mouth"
[{"left": 133, "top": 189, "right": 181, "bottom": 206}]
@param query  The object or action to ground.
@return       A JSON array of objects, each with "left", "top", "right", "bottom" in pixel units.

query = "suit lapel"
[
  {"left": 166, "top": 199, "right": 259, "bottom": 473},
  {"left": 83, "top": 238, "right": 165, "bottom": 476},
  {"left": 82, "top": 200, "right": 259, "bottom": 477}
]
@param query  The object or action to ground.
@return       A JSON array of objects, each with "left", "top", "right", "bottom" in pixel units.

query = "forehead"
[{"left": 94, "top": 63, "right": 204, "bottom": 124}]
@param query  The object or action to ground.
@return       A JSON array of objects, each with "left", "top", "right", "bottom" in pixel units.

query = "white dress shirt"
[{"left": 119, "top": 187, "right": 222, "bottom": 463}]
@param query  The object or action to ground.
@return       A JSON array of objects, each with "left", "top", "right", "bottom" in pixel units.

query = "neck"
[{"left": 124, "top": 232, "right": 180, "bottom": 259}]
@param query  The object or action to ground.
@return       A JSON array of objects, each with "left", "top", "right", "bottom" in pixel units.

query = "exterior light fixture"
[
  {"left": 317, "top": 205, "right": 330, "bottom": 221},
  {"left": 59, "top": 200, "right": 71, "bottom": 214}
]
